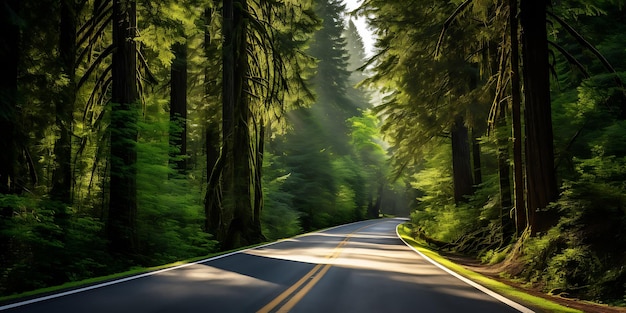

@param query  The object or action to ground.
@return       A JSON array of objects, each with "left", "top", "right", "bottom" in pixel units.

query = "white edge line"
[
  {"left": 395, "top": 224, "right": 535, "bottom": 313},
  {"left": 0, "top": 219, "right": 384, "bottom": 311},
  {"left": 0, "top": 240, "right": 282, "bottom": 311}
]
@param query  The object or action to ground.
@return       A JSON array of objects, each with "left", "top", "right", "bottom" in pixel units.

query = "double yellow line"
[{"left": 257, "top": 223, "right": 377, "bottom": 313}]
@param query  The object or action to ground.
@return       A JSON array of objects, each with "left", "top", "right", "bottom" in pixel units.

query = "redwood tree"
[
  {"left": 451, "top": 116, "right": 474, "bottom": 203},
  {"left": 519, "top": 0, "right": 558, "bottom": 234},
  {"left": 169, "top": 41, "right": 188, "bottom": 174},
  {"left": 107, "top": 0, "right": 139, "bottom": 257},
  {"left": 0, "top": 0, "right": 22, "bottom": 197},
  {"left": 220, "top": 0, "right": 261, "bottom": 249},
  {"left": 50, "top": 0, "right": 78, "bottom": 204}
]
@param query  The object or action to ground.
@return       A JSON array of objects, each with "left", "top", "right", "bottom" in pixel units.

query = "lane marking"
[
  {"left": 0, "top": 219, "right": 387, "bottom": 311},
  {"left": 254, "top": 263, "right": 325, "bottom": 313},
  {"left": 0, "top": 242, "right": 276, "bottom": 311},
  {"left": 257, "top": 221, "right": 388, "bottom": 313},
  {"left": 395, "top": 225, "right": 535, "bottom": 313}
]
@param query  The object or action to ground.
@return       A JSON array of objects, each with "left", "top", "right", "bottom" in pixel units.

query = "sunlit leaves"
[{"left": 137, "top": 1, "right": 207, "bottom": 67}]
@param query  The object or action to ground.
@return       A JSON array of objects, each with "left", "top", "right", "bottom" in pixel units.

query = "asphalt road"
[{"left": 1, "top": 218, "right": 533, "bottom": 313}]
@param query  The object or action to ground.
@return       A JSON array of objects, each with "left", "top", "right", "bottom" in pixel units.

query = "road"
[{"left": 1, "top": 218, "right": 532, "bottom": 313}]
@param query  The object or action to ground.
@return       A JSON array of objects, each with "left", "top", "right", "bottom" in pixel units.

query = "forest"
[{"left": 0, "top": 0, "right": 625, "bottom": 308}]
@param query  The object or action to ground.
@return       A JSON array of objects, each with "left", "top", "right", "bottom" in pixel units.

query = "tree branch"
[
  {"left": 435, "top": 0, "right": 474, "bottom": 58},
  {"left": 77, "top": 45, "right": 115, "bottom": 91},
  {"left": 547, "top": 11, "right": 622, "bottom": 86},
  {"left": 547, "top": 40, "right": 590, "bottom": 79}
]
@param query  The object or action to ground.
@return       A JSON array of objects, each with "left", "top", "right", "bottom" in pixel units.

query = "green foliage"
[
  {"left": 330, "top": 156, "right": 364, "bottom": 223},
  {"left": 410, "top": 143, "right": 480, "bottom": 242},
  {"left": 519, "top": 152, "right": 626, "bottom": 302},
  {"left": 261, "top": 152, "right": 301, "bottom": 240},
  {"left": 0, "top": 194, "right": 109, "bottom": 295},
  {"left": 410, "top": 143, "right": 454, "bottom": 210},
  {"left": 135, "top": 108, "right": 217, "bottom": 265},
  {"left": 480, "top": 246, "right": 509, "bottom": 265}
]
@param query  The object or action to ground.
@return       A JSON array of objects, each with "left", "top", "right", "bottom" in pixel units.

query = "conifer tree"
[
  {"left": 0, "top": 0, "right": 23, "bottom": 286},
  {"left": 107, "top": 0, "right": 139, "bottom": 256},
  {"left": 0, "top": 0, "right": 23, "bottom": 197},
  {"left": 520, "top": 0, "right": 558, "bottom": 234},
  {"left": 208, "top": 0, "right": 318, "bottom": 248},
  {"left": 169, "top": 40, "right": 188, "bottom": 174},
  {"left": 308, "top": 0, "right": 357, "bottom": 155},
  {"left": 50, "top": 0, "right": 79, "bottom": 205}
]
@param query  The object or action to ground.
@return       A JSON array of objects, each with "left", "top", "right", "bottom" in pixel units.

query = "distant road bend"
[{"left": 1, "top": 218, "right": 533, "bottom": 313}]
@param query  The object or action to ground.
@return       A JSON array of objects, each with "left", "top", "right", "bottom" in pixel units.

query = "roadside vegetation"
[
  {"left": 360, "top": 0, "right": 626, "bottom": 308},
  {"left": 397, "top": 223, "right": 583, "bottom": 313}
]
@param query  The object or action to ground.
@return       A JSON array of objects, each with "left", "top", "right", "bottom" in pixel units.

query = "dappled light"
[{"left": 1, "top": 0, "right": 625, "bottom": 310}]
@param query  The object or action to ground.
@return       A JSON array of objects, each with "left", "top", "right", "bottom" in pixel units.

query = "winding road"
[{"left": 1, "top": 218, "right": 533, "bottom": 312}]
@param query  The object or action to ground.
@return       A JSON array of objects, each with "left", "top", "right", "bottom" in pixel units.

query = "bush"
[{"left": 519, "top": 155, "right": 626, "bottom": 302}]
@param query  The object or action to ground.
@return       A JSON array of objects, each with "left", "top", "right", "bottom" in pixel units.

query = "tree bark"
[
  {"left": 471, "top": 134, "right": 482, "bottom": 186},
  {"left": 0, "top": 0, "right": 22, "bottom": 288},
  {"left": 169, "top": 41, "right": 188, "bottom": 174},
  {"left": 451, "top": 116, "right": 474, "bottom": 203},
  {"left": 510, "top": 0, "right": 527, "bottom": 236},
  {"left": 203, "top": 6, "right": 222, "bottom": 237},
  {"left": 520, "top": 0, "right": 558, "bottom": 234},
  {"left": 221, "top": 0, "right": 263, "bottom": 249},
  {"left": 496, "top": 125, "right": 515, "bottom": 239},
  {"left": 107, "top": 0, "right": 139, "bottom": 257},
  {"left": 0, "top": 0, "right": 21, "bottom": 196},
  {"left": 253, "top": 121, "right": 265, "bottom": 232},
  {"left": 51, "top": 0, "right": 77, "bottom": 204}
]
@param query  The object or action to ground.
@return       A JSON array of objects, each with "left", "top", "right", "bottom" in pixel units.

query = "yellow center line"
[
  {"left": 257, "top": 222, "right": 383, "bottom": 313},
  {"left": 255, "top": 264, "right": 324, "bottom": 313}
]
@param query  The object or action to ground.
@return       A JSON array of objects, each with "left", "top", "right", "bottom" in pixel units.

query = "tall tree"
[
  {"left": 451, "top": 116, "right": 473, "bottom": 203},
  {"left": 509, "top": 0, "right": 526, "bottom": 235},
  {"left": 0, "top": 0, "right": 22, "bottom": 197},
  {"left": 169, "top": 41, "right": 188, "bottom": 174},
  {"left": 220, "top": 0, "right": 259, "bottom": 249},
  {"left": 519, "top": 0, "right": 558, "bottom": 234},
  {"left": 308, "top": 0, "right": 358, "bottom": 155},
  {"left": 50, "top": 0, "right": 79, "bottom": 204},
  {"left": 107, "top": 0, "right": 139, "bottom": 256},
  {"left": 203, "top": 4, "right": 222, "bottom": 237},
  {"left": 0, "top": 0, "right": 23, "bottom": 282},
  {"left": 344, "top": 19, "right": 369, "bottom": 108}
]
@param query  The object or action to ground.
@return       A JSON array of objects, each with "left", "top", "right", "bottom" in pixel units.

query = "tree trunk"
[
  {"left": 520, "top": 0, "right": 558, "bottom": 234},
  {"left": 253, "top": 121, "right": 265, "bottom": 233},
  {"left": 203, "top": 6, "right": 222, "bottom": 237},
  {"left": 169, "top": 41, "right": 188, "bottom": 174},
  {"left": 451, "top": 116, "right": 474, "bottom": 203},
  {"left": 107, "top": 0, "right": 139, "bottom": 257},
  {"left": 50, "top": 0, "right": 77, "bottom": 205},
  {"left": 221, "top": 0, "right": 262, "bottom": 249},
  {"left": 0, "top": 0, "right": 22, "bottom": 288},
  {"left": 509, "top": 0, "right": 526, "bottom": 236},
  {"left": 495, "top": 108, "right": 515, "bottom": 239},
  {"left": 0, "top": 0, "right": 21, "bottom": 196},
  {"left": 471, "top": 134, "right": 482, "bottom": 186}
]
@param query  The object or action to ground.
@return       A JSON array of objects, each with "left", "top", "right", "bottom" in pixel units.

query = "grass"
[{"left": 396, "top": 223, "right": 583, "bottom": 313}]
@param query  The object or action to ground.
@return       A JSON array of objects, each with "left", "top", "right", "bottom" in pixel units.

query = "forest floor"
[{"left": 443, "top": 253, "right": 626, "bottom": 313}]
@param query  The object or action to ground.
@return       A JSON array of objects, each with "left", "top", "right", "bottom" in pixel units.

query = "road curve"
[{"left": 1, "top": 218, "right": 532, "bottom": 313}]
